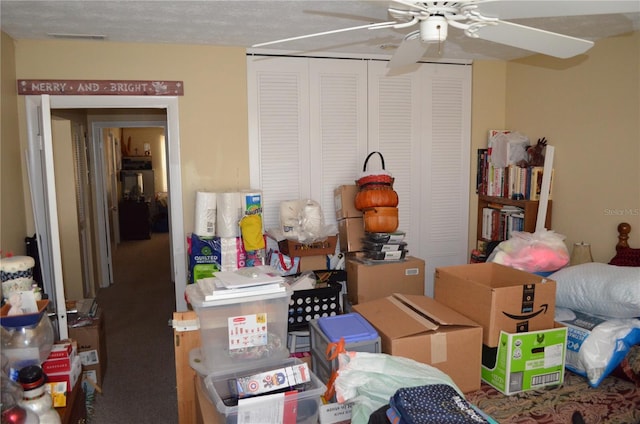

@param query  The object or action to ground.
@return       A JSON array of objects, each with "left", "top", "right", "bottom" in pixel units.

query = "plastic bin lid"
[{"left": 317, "top": 313, "right": 378, "bottom": 343}]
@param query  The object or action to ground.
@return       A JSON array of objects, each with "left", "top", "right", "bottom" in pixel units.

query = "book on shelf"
[
  {"left": 476, "top": 148, "right": 554, "bottom": 201},
  {"left": 530, "top": 167, "right": 554, "bottom": 201},
  {"left": 481, "top": 204, "right": 525, "bottom": 242}
]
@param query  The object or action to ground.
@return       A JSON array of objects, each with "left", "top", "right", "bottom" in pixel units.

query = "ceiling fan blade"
[
  {"left": 472, "top": 20, "right": 594, "bottom": 58},
  {"left": 388, "top": 33, "right": 428, "bottom": 69},
  {"left": 252, "top": 21, "right": 397, "bottom": 48},
  {"left": 476, "top": 0, "right": 640, "bottom": 20}
]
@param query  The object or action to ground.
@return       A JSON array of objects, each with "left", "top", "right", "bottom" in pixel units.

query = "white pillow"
[{"left": 550, "top": 262, "right": 640, "bottom": 319}]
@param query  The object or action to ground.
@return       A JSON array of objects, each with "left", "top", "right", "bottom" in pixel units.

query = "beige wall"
[
  {"left": 122, "top": 127, "right": 166, "bottom": 193},
  {"left": 1, "top": 32, "right": 27, "bottom": 255},
  {"left": 469, "top": 60, "right": 508, "bottom": 253},
  {"left": 3, "top": 32, "right": 639, "bottom": 279},
  {"left": 503, "top": 32, "right": 640, "bottom": 262},
  {"left": 13, "top": 39, "right": 250, "bottom": 239}
]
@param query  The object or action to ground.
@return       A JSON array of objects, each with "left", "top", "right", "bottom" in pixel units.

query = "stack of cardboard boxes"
[
  {"left": 67, "top": 308, "right": 107, "bottom": 390},
  {"left": 313, "top": 184, "right": 567, "bottom": 404},
  {"left": 434, "top": 263, "right": 567, "bottom": 395},
  {"left": 334, "top": 184, "right": 426, "bottom": 306}
]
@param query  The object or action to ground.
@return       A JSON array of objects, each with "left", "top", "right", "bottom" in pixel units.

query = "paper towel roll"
[
  {"left": 240, "top": 190, "right": 263, "bottom": 216},
  {"left": 280, "top": 200, "right": 300, "bottom": 239},
  {"left": 194, "top": 191, "right": 217, "bottom": 237},
  {"left": 216, "top": 192, "right": 241, "bottom": 238}
]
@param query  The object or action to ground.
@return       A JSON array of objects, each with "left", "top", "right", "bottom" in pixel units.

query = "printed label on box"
[
  {"left": 319, "top": 402, "right": 353, "bottom": 424},
  {"left": 228, "top": 313, "right": 268, "bottom": 350},
  {"left": 79, "top": 349, "right": 100, "bottom": 366}
]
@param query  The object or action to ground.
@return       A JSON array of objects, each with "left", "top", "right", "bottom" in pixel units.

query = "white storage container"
[
  {"left": 202, "top": 357, "right": 326, "bottom": 424},
  {"left": 186, "top": 282, "right": 292, "bottom": 373}
]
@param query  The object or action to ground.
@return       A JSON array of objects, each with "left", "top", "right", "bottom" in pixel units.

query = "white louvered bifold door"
[
  {"left": 309, "top": 59, "right": 368, "bottom": 228},
  {"left": 249, "top": 56, "right": 471, "bottom": 292},
  {"left": 247, "top": 56, "right": 310, "bottom": 232},
  {"left": 418, "top": 63, "right": 472, "bottom": 296},
  {"left": 367, "top": 61, "right": 422, "bottom": 261}
]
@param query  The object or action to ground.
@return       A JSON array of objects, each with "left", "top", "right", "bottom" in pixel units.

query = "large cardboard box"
[
  {"left": 434, "top": 263, "right": 556, "bottom": 347},
  {"left": 338, "top": 217, "right": 364, "bottom": 252},
  {"left": 68, "top": 308, "right": 107, "bottom": 387},
  {"left": 334, "top": 185, "right": 362, "bottom": 220},
  {"left": 346, "top": 256, "right": 425, "bottom": 305},
  {"left": 354, "top": 294, "right": 483, "bottom": 393},
  {"left": 481, "top": 326, "right": 567, "bottom": 395}
]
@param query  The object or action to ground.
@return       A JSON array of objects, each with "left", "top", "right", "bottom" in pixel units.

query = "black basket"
[{"left": 288, "top": 270, "right": 345, "bottom": 331}]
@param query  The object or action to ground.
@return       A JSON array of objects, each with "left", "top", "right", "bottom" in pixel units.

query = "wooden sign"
[{"left": 17, "top": 79, "right": 184, "bottom": 96}]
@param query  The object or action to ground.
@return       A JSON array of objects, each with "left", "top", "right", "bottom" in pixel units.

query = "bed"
[{"left": 465, "top": 222, "right": 640, "bottom": 424}]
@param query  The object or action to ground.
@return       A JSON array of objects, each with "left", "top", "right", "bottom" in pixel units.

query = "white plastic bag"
[
  {"left": 488, "top": 131, "right": 530, "bottom": 168},
  {"left": 334, "top": 352, "right": 463, "bottom": 424},
  {"left": 488, "top": 229, "right": 569, "bottom": 272}
]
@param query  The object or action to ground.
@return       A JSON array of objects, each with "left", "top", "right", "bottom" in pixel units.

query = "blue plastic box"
[
  {"left": 310, "top": 313, "right": 381, "bottom": 389},
  {"left": 317, "top": 313, "right": 379, "bottom": 343}
]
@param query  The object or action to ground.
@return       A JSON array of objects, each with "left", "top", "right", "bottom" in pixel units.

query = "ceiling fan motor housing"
[{"left": 420, "top": 16, "right": 448, "bottom": 42}]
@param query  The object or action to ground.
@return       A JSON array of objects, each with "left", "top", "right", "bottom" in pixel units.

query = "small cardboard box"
[
  {"left": 334, "top": 185, "right": 362, "bottom": 220},
  {"left": 338, "top": 217, "right": 364, "bottom": 253},
  {"left": 481, "top": 325, "right": 567, "bottom": 395},
  {"left": 434, "top": 263, "right": 556, "bottom": 347},
  {"left": 346, "top": 255, "right": 424, "bottom": 305},
  {"left": 278, "top": 235, "right": 338, "bottom": 258},
  {"left": 298, "top": 255, "right": 328, "bottom": 272},
  {"left": 68, "top": 308, "right": 107, "bottom": 386},
  {"left": 47, "top": 354, "right": 82, "bottom": 394},
  {"left": 354, "top": 293, "right": 483, "bottom": 393}
]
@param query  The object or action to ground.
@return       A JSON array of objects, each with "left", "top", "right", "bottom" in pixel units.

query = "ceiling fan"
[{"left": 252, "top": 1, "right": 640, "bottom": 69}]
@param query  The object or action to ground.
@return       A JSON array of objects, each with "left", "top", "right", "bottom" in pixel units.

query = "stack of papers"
[{"left": 197, "top": 266, "right": 286, "bottom": 301}]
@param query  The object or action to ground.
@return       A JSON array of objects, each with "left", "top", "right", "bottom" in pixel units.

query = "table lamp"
[{"left": 570, "top": 242, "right": 593, "bottom": 266}]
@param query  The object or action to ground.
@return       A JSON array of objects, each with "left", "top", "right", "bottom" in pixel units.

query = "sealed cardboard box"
[
  {"left": 338, "top": 217, "right": 364, "bottom": 252},
  {"left": 346, "top": 256, "right": 424, "bottom": 305},
  {"left": 354, "top": 293, "right": 483, "bottom": 393},
  {"left": 434, "top": 263, "right": 556, "bottom": 347},
  {"left": 278, "top": 235, "right": 338, "bottom": 258},
  {"left": 67, "top": 308, "right": 107, "bottom": 386},
  {"left": 481, "top": 325, "right": 567, "bottom": 395},
  {"left": 334, "top": 185, "right": 362, "bottom": 220}
]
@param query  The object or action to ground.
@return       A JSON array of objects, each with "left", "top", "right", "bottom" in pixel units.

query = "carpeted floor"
[{"left": 89, "top": 232, "right": 178, "bottom": 423}]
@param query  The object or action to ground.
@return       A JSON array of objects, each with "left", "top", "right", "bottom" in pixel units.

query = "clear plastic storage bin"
[
  {"left": 186, "top": 282, "right": 292, "bottom": 373},
  {"left": 202, "top": 357, "right": 326, "bottom": 424}
]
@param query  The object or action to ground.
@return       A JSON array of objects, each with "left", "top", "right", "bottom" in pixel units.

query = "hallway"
[{"left": 90, "top": 232, "right": 177, "bottom": 423}]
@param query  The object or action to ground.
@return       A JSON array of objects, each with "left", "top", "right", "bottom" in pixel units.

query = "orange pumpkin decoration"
[
  {"left": 355, "top": 186, "right": 399, "bottom": 211},
  {"left": 363, "top": 207, "right": 399, "bottom": 233}
]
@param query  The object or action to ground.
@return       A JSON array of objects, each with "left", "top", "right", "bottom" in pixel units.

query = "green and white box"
[{"left": 481, "top": 326, "right": 567, "bottom": 395}]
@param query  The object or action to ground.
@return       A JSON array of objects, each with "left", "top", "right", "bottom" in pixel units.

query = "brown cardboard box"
[
  {"left": 346, "top": 255, "right": 424, "bottom": 305},
  {"left": 434, "top": 263, "right": 556, "bottom": 347},
  {"left": 334, "top": 185, "right": 362, "bottom": 220},
  {"left": 338, "top": 217, "right": 364, "bottom": 252},
  {"left": 354, "top": 293, "right": 483, "bottom": 393},
  {"left": 298, "top": 255, "right": 328, "bottom": 272},
  {"left": 278, "top": 235, "right": 338, "bottom": 257},
  {"left": 68, "top": 308, "right": 107, "bottom": 386}
]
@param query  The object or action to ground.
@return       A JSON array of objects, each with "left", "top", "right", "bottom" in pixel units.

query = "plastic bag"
[
  {"left": 488, "top": 131, "right": 530, "bottom": 168},
  {"left": 556, "top": 307, "right": 640, "bottom": 387},
  {"left": 487, "top": 229, "right": 569, "bottom": 273},
  {"left": 333, "top": 352, "right": 463, "bottom": 424}
]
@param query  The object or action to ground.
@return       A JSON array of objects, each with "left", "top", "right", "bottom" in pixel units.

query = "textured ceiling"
[{"left": 2, "top": 1, "right": 640, "bottom": 61}]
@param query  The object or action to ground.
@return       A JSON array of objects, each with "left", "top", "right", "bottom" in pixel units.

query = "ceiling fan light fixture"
[{"left": 419, "top": 16, "right": 448, "bottom": 43}]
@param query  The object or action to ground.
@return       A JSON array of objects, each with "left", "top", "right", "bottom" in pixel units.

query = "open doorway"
[{"left": 25, "top": 95, "right": 187, "bottom": 339}]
